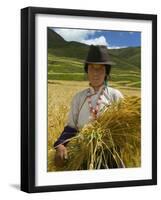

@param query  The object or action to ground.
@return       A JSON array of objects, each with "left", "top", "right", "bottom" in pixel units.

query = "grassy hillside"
[
  {"left": 109, "top": 47, "right": 141, "bottom": 68},
  {"left": 48, "top": 53, "right": 141, "bottom": 88}
]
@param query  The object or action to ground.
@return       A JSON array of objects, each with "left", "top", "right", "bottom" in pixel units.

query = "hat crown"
[{"left": 85, "top": 45, "right": 112, "bottom": 64}]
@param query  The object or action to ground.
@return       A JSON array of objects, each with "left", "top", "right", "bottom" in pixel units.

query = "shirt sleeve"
[
  {"left": 65, "top": 92, "right": 80, "bottom": 129},
  {"left": 112, "top": 89, "right": 124, "bottom": 102},
  {"left": 53, "top": 93, "right": 80, "bottom": 148},
  {"left": 53, "top": 126, "right": 77, "bottom": 148}
]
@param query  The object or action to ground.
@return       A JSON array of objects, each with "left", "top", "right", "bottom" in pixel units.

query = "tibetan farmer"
[{"left": 53, "top": 45, "right": 124, "bottom": 168}]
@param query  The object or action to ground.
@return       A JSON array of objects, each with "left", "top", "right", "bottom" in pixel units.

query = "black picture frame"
[{"left": 21, "top": 6, "right": 157, "bottom": 193}]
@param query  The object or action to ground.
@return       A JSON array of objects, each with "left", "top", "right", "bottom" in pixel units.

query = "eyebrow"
[{"left": 90, "top": 67, "right": 104, "bottom": 69}]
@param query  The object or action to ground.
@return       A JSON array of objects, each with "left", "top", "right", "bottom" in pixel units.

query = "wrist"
[{"left": 55, "top": 143, "right": 64, "bottom": 150}]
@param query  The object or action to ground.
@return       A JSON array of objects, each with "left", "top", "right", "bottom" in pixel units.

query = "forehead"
[{"left": 88, "top": 64, "right": 105, "bottom": 69}]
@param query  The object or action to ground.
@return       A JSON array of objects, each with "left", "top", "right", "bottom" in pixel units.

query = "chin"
[{"left": 91, "top": 83, "right": 103, "bottom": 87}]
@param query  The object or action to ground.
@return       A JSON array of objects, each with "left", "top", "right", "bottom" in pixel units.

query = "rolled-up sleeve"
[
  {"left": 53, "top": 126, "right": 77, "bottom": 148},
  {"left": 112, "top": 89, "right": 124, "bottom": 102},
  {"left": 53, "top": 93, "right": 80, "bottom": 148}
]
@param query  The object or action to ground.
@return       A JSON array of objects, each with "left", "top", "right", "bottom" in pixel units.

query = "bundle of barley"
[{"left": 56, "top": 96, "right": 141, "bottom": 171}]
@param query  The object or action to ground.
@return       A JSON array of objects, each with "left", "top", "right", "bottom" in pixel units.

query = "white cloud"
[
  {"left": 51, "top": 29, "right": 131, "bottom": 49},
  {"left": 53, "top": 28, "right": 96, "bottom": 42},
  {"left": 108, "top": 46, "right": 127, "bottom": 49},
  {"left": 81, "top": 36, "right": 108, "bottom": 46},
  {"left": 53, "top": 28, "right": 111, "bottom": 47}
]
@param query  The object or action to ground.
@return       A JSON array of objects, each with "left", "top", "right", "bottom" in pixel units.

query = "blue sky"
[{"left": 52, "top": 28, "right": 141, "bottom": 49}]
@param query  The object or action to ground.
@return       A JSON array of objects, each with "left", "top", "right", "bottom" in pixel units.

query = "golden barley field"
[{"left": 48, "top": 80, "right": 141, "bottom": 172}]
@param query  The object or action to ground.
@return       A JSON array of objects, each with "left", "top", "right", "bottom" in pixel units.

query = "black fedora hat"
[{"left": 85, "top": 45, "right": 115, "bottom": 65}]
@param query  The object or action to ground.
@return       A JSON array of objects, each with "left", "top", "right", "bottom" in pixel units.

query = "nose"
[
  {"left": 93, "top": 69, "right": 98, "bottom": 75},
  {"left": 93, "top": 72, "right": 97, "bottom": 76}
]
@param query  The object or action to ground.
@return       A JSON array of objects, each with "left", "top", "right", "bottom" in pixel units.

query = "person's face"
[{"left": 87, "top": 64, "right": 106, "bottom": 88}]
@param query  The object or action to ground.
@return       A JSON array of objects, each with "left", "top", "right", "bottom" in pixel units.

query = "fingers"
[
  {"left": 60, "top": 150, "right": 65, "bottom": 160},
  {"left": 64, "top": 148, "right": 68, "bottom": 160},
  {"left": 60, "top": 148, "right": 68, "bottom": 160},
  {"left": 54, "top": 154, "right": 64, "bottom": 168},
  {"left": 56, "top": 145, "right": 68, "bottom": 160}
]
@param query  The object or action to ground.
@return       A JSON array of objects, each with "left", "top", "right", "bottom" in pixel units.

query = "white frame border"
[{"left": 35, "top": 14, "right": 152, "bottom": 186}]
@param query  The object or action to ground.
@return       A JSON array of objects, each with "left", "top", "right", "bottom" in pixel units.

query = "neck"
[
  {"left": 92, "top": 84, "right": 104, "bottom": 92},
  {"left": 93, "top": 87, "right": 100, "bottom": 92}
]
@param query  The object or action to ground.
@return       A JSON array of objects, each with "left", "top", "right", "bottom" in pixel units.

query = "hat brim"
[{"left": 85, "top": 61, "right": 116, "bottom": 65}]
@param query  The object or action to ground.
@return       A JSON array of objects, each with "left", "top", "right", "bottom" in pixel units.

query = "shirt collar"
[{"left": 88, "top": 84, "right": 105, "bottom": 96}]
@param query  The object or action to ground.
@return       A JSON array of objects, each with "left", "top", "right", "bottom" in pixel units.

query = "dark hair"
[{"left": 84, "top": 64, "right": 111, "bottom": 81}]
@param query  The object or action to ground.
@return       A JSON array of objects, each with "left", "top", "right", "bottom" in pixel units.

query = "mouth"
[{"left": 93, "top": 78, "right": 99, "bottom": 81}]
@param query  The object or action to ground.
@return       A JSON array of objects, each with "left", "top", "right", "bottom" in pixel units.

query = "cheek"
[
  {"left": 87, "top": 73, "right": 92, "bottom": 81},
  {"left": 100, "top": 71, "right": 106, "bottom": 79}
]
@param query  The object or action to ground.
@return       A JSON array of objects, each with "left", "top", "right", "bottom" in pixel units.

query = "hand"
[
  {"left": 54, "top": 144, "right": 68, "bottom": 167},
  {"left": 56, "top": 144, "right": 68, "bottom": 160}
]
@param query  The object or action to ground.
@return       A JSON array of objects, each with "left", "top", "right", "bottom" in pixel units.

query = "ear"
[{"left": 105, "top": 75, "right": 111, "bottom": 81}]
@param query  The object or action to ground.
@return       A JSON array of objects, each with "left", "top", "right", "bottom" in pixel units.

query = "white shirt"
[{"left": 66, "top": 85, "right": 124, "bottom": 130}]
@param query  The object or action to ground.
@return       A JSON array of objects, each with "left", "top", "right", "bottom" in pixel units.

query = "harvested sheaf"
[{"left": 56, "top": 96, "right": 141, "bottom": 171}]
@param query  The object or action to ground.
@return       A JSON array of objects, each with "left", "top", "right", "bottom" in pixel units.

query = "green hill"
[
  {"left": 109, "top": 47, "right": 141, "bottom": 68},
  {"left": 48, "top": 28, "right": 89, "bottom": 60},
  {"left": 48, "top": 28, "right": 66, "bottom": 48},
  {"left": 48, "top": 28, "right": 140, "bottom": 68}
]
